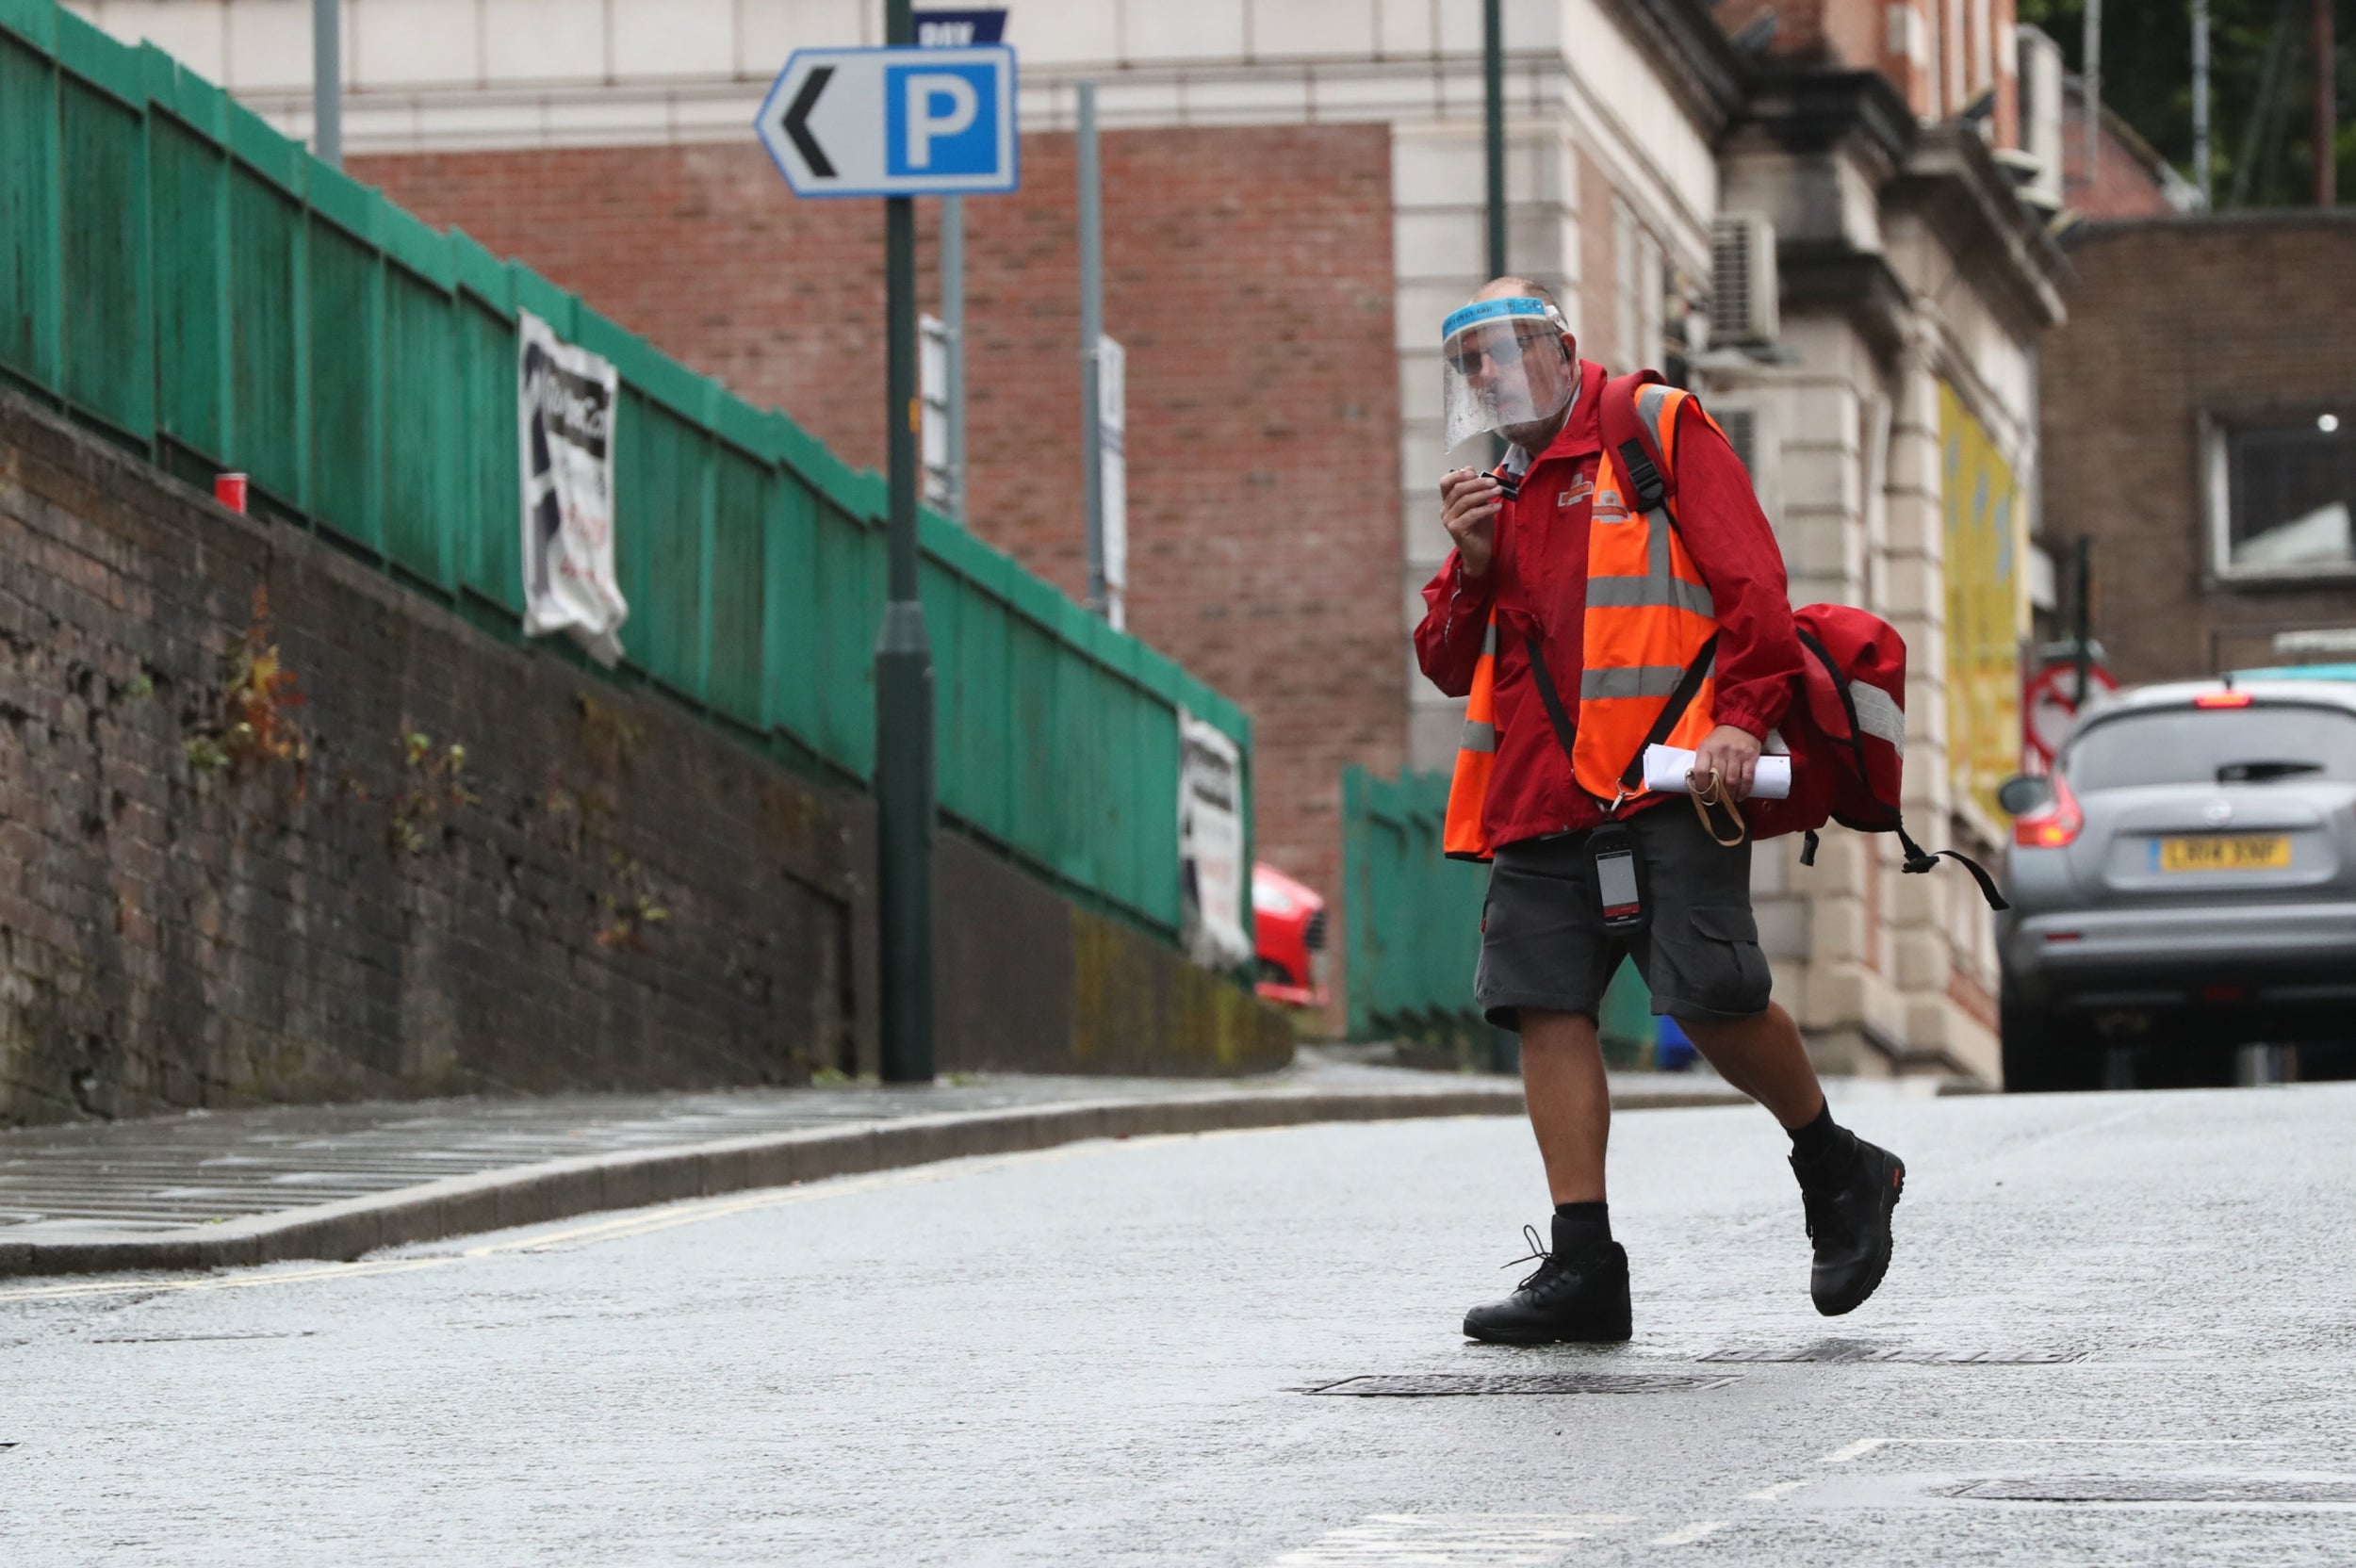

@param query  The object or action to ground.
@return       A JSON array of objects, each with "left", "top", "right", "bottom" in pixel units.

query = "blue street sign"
[
  {"left": 755, "top": 45, "right": 1019, "bottom": 199},
  {"left": 913, "top": 8, "right": 1007, "bottom": 46}
]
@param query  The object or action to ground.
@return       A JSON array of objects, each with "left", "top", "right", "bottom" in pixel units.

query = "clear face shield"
[{"left": 1440, "top": 297, "right": 1577, "bottom": 453}]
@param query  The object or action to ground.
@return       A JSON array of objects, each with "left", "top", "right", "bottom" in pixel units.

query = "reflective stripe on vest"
[
  {"left": 1571, "top": 384, "right": 1720, "bottom": 803},
  {"left": 1442, "top": 615, "right": 1498, "bottom": 859}
]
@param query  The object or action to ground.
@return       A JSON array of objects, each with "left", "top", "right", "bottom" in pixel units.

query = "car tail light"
[
  {"left": 2014, "top": 772, "right": 2083, "bottom": 849},
  {"left": 2195, "top": 691, "right": 2254, "bottom": 709}
]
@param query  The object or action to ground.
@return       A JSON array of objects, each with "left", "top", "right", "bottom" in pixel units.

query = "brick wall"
[
  {"left": 1718, "top": 0, "right": 2018, "bottom": 141},
  {"left": 351, "top": 122, "right": 1405, "bottom": 919},
  {"left": 0, "top": 394, "right": 1285, "bottom": 1126},
  {"left": 2039, "top": 214, "right": 2356, "bottom": 683},
  {"left": 2062, "top": 93, "right": 2182, "bottom": 221}
]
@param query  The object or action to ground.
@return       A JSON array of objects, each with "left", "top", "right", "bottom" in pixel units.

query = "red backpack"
[{"left": 1601, "top": 375, "right": 2007, "bottom": 912}]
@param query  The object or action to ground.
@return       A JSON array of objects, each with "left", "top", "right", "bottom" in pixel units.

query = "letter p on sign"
[{"left": 887, "top": 63, "right": 993, "bottom": 174}]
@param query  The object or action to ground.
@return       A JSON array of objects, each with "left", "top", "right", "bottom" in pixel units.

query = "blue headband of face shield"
[{"left": 1440, "top": 296, "right": 1556, "bottom": 341}]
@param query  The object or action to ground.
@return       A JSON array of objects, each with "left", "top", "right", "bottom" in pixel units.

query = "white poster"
[
  {"left": 1178, "top": 710, "right": 1252, "bottom": 972},
  {"left": 1098, "top": 334, "right": 1127, "bottom": 631},
  {"left": 518, "top": 309, "right": 627, "bottom": 667}
]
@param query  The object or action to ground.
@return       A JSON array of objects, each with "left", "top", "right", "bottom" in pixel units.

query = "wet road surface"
[{"left": 2, "top": 1083, "right": 2352, "bottom": 1564}]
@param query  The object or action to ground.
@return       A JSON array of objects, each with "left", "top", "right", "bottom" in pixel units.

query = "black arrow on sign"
[{"left": 782, "top": 66, "right": 835, "bottom": 177}]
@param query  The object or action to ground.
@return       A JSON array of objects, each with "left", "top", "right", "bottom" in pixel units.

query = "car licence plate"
[{"left": 2155, "top": 835, "right": 2292, "bottom": 873}]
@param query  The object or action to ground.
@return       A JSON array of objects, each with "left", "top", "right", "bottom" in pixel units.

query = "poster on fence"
[
  {"left": 518, "top": 309, "right": 627, "bottom": 666},
  {"left": 1178, "top": 710, "right": 1253, "bottom": 972}
]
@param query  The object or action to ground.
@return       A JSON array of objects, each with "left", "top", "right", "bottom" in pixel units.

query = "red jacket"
[{"left": 1414, "top": 358, "right": 1802, "bottom": 849}]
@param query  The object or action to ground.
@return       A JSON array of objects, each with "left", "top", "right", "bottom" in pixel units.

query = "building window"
[
  {"left": 1715, "top": 405, "right": 1759, "bottom": 479},
  {"left": 2208, "top": 412, "right": 2356, "bottom": 579},
  {"left": 1612, "top": 195, "right": 1664, "bottom": 375}
]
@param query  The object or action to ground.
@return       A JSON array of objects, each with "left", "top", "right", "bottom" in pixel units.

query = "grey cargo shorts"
[{"left": 1474, "top": 801, "right": 1772, "bottom": 1032}]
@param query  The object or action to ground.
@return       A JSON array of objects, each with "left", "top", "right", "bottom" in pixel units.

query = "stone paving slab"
[{"left": 0, "top": 1054, "right": 1748, "bottom": 1277}]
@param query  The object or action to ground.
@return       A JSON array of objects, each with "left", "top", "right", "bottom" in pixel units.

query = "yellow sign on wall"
[{"left": 1941, "top": 384, "right": 2025, "bottom": 826}]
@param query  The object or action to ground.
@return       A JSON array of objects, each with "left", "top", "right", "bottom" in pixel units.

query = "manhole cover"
[
  {"left": 1307, "top": 1372, "right": 1737, "bottom": 1396},
  {"left": 89, "top": 1331, "right": 316, "bottom": 1345},
  {"left": 1703, "top": 1345, "right": 2084, "bottom": 1364},
  {"left": 1952, "top": 1477, "right": 2356, "bottom": 1504}
]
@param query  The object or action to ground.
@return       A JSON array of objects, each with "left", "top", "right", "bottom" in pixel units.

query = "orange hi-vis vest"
[
  {"left": 1442, "top": 618, "right": 1499, "bottom": 858},
  {"left": 1442, "top": 376, "right": 1725, "bottom": 861}
]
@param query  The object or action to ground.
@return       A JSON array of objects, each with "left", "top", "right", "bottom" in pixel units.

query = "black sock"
[
  {"left": 1788, "top": 1100, "right": 1854, "bottom": 1171},
  {"left": 1552, "top": 1200, "right": 1611, "bottom": 1250}
]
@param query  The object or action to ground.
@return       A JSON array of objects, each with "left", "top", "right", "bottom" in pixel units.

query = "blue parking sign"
[
  {"left": 756, "top": 45, "right": 1019, "bottom": 198},
  {"left": 887, "top": 63, "right": 998, "bottom": 176}
]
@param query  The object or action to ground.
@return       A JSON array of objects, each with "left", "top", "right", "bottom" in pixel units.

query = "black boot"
[
  {"left": 1462, "top": 1217, "right": 1632, "bottom": 1345},
  {"left": 1792, "top": 1134, "right": 1906, "bottom": 1316}
]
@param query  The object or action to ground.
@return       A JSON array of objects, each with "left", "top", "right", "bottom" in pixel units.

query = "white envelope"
[{"left": 1643, "top": 744, "right": 1792, "bottom": 800}]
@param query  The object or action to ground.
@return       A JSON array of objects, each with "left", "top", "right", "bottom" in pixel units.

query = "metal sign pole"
[
  {"left": 876, "top": 0, "right": 937, "bottom": 1082},
  {"left": 753, "top": 12, "right": 1016, "bottom": 1086},
  {"left": 2316, "top": 0, "right": 2337, "bottom": 208},
  {"left": 942, "top": 194, "right": 966, "bottom": 523},
  {"left": 1483, "top": 0, "right": 1505, "bottom": 282},
  {"left": 1482, "top": 0, "right": 1506, "bottom": 468},
  {"left": 2083, "top": 0, "right": 2102, "bottom": 197},
  {"left": 313, "top": 0, "right": 341, "bottom": 168},
  {"left": 1078, "top": 81, "right": 1106, "bottom": 617},
  {"left": 2192, "top": 0, "right": 2213, "bottom": 209}
]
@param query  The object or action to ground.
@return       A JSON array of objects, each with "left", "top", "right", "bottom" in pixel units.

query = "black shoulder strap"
[
  {"left": 1615, "top": 633, "right": 1719, "bottom": 794},
  {"left": 1522, "top": 631, "right": 1722, "bottom": 803},
  {"left": 1897, "top": 823, "right": 2010, "bottom": 912},
  {"left": 1522, "top": 633, "right": 1579, "bottom": 763}
]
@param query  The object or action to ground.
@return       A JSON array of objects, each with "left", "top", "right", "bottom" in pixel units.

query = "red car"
[{"left": 1252, "top": 862, "right": 1329, "bottom": 1008}]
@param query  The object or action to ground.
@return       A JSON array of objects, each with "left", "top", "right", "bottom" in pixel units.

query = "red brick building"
[{"left": 2039, "top": 213, "right": 2356, "bottom": 681}]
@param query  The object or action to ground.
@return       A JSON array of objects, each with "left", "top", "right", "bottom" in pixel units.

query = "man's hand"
[
  {"left": 1439, "top": 467, "right": 1502, "bottom": 579},
  {"left": 1690, "top": 724, "right": 1762, "bottom": 802}
]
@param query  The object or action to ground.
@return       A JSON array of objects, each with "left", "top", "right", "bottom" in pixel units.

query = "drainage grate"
[
  {"left": 1308, "top": 1372, "right": 1737, "bottom": 1396},
  {"left": 1703, "top": 1345, "right": 2084, "bottom": 1364},
  {"left": 89, "top": 1331, "right": 316, "bottom": 1345},
  {"left": 1952, "top": 1477, "right": 2356, "bottom": 1505}
]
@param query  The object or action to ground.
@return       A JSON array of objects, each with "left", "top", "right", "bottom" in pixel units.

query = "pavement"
[
  {"left": 7, "top": 1079, "right": 2348, "bottom": 1563},
  {"left": 0, "top": 1051, "right": 1749, "bottom": 1276}
]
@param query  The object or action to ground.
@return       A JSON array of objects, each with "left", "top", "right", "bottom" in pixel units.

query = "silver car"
[{"left": 1998, "top": 678, "right": 2356, "bottom": 1090}]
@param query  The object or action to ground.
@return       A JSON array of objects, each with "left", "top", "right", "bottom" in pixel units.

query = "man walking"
[{"left": 1414, "top": 277, "right": 1905, "bottom": 1345}]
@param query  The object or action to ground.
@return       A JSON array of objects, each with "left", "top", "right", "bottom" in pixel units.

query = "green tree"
[{"left": 2018, "top": 0, "right": 2351, "bottom": 207}]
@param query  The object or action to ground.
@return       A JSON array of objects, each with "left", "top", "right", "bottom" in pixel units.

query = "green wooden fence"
[
  {"left": 0, "top": 0, "right": 1249, "bottom": 939},
  {"left": 1340, "top": 766, "right": 1657, "bottom": 1062},
  {"left": 1339, "top": 768, "right": 1486, "bottom": 1042}
]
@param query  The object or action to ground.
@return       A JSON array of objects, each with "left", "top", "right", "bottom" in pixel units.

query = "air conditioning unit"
[
  {"left": 1709, "top": 213, "right": 1779, "bottom": 348},
  {"left": 2016, "top": 24, "right": 2066, "bottom": 212}
]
